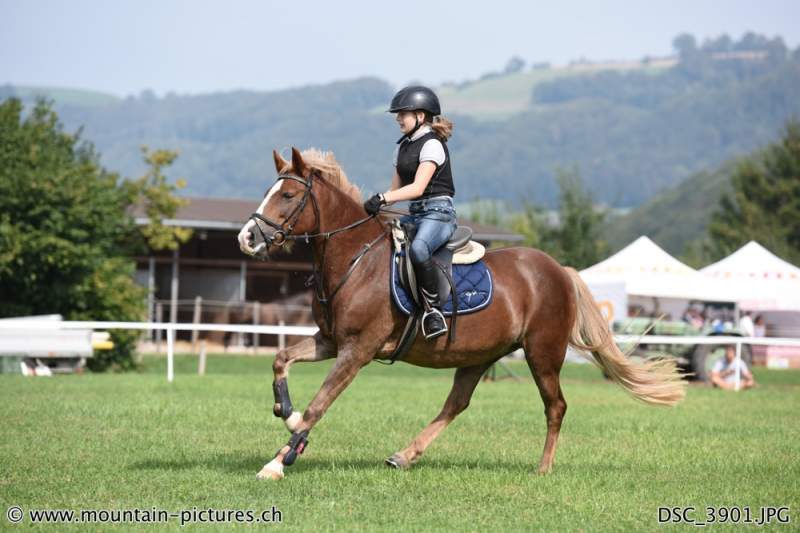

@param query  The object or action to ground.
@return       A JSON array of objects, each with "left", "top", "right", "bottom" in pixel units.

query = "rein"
[{"left": 248, "top": 173, "right": 387, "bottom": 332}]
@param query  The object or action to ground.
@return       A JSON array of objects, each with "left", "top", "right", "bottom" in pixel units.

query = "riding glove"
[{"left": 363, "top": 193, "right": 385, "bottom": 215}]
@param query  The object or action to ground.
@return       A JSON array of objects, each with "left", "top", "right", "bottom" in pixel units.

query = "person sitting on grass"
[{"left": 710, "top": 345, "right": 756, "bottom": 390}]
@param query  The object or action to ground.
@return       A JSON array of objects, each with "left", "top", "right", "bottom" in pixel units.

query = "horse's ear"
[
  {"left": 291, "top": 147, "right": 309, "bottom": 177},
  {"left": 273, "top": 149, "right": 288, "bottom": 173}
]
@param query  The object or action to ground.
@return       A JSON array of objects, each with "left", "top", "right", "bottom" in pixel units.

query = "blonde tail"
[{"left": 565, "top": 267, "right": 686, "bottom": 406}]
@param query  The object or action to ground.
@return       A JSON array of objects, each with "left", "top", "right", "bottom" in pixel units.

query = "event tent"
[
  {"left": 700, "top": 241, "right": 800, "bottom": 311},
  {"left": 580, "top": 236, "right": 733, "bottom": 302}
]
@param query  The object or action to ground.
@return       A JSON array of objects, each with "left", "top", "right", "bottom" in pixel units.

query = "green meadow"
[{"left": 1, "top": 355, "right": 797, "bottom": 531}]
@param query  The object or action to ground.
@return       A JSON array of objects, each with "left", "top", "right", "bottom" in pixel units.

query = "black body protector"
[{"left": 395, "top": 131, "right": 455, "bottom": 200}]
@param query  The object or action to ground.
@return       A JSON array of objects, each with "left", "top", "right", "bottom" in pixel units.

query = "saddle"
[
  {"left": 391, "top": 221, "right": 485, "bottom": 306},
  {"left": 383, "top": 220, "right": 491, "bottom": 364}
]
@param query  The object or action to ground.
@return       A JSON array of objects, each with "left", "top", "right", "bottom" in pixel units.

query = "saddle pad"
[{"left": 391, "top": 252, "right": 493, "bottom": 316}]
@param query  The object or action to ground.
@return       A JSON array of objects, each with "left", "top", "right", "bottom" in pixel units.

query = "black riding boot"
[{"left": 415, "top": 258, "right": 448, "bottom": 340}]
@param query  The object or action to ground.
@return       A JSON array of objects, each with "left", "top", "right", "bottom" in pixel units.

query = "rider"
[{"left": 363, "top": 86, "right": 457, "bottom": 340}]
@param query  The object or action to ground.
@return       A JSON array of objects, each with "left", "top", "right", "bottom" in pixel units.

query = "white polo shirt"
[{"left": 392, "top": 125, "right": 446, "bottom": 168}]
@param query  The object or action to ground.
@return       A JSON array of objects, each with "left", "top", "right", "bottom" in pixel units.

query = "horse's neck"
[{"left": 311, "top": 186, "right": 385, "bottom": 274}]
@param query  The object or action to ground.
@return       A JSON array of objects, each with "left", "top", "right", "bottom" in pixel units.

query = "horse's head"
[{"left": 238, "top": 147, "right": 319, "bottom": 258}]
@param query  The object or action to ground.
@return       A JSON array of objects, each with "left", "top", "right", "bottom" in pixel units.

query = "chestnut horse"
[{"left": 238, "top": 147, "right": 685, "bottom": 480}]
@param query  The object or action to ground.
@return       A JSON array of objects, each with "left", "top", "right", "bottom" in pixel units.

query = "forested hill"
[{"left": 3, "top": 33, "right": 798, "bottom": 208}]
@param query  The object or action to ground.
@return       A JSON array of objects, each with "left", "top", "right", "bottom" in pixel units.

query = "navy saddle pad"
[{"left": 391, "top": 252, "right": 493, "bottom": 316}]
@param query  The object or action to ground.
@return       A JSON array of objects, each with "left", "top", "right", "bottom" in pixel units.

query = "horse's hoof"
[
  {"left": 385, "top": 453, "right": 410, "bottom": 470},
  {"left": 256, "top": 460, "right": 284, "bottom": 480}
]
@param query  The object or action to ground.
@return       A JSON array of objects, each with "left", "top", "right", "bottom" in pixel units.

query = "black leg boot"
[{"left": 415, "top": 258, "right": 448, "bottom": 340}]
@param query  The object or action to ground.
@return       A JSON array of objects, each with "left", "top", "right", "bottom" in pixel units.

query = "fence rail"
[{"left": 2, "top": 321, "right": 799, "bottom": 387}]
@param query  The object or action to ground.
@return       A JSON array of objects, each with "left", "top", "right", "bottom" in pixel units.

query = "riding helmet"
[{"left": 388, "top": 86, "right": 441, "bottom": 116}]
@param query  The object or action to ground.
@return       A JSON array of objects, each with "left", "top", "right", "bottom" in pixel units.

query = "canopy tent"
[
  {"left": 580, "top": 236, "right": 733, "bottom": 302},
  {"left": 700, "top": 241, "right": 800, "bottom": 311}
]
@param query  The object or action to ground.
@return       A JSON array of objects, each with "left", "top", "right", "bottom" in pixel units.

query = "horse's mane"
[{"left": 298, "top": 149, "right": 363, "bottom": 204}]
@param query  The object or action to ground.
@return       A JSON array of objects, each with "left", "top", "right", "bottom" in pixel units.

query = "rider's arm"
[
  {"left": 383, "top": 162, "right": 435, "bottom": 203},
  {"left": 389, "top": 171, "right": 401, "bottom": 192}
]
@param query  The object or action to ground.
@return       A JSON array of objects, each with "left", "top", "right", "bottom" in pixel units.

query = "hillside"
[
  {"left": 602, "top": 160, "right": 736, "bottom": 257},
  {"left": 437, "top": 58, "right": 673, "bottom": 120},
  {"left": 0, "top": 84, "right": 120, "bottom": 107},
  {"left": 3, "top": 33, "right": 798, "bottom": 210}
]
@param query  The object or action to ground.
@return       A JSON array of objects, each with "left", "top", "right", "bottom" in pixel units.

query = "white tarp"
[
  {"left": 580, "top": 236, "right": 734, "bottom": 302},
  {"left": 700, "top": 241, "right": 800, "bottom": 311}
]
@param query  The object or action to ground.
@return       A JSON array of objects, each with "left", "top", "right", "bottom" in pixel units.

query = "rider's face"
[{"left": 396, "top": 110, "right": 423, "bottom": 134}]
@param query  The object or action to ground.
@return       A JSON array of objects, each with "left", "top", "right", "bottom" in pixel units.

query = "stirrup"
[{"left": 421, "top": 307, "right": 447, "bottom": 340}]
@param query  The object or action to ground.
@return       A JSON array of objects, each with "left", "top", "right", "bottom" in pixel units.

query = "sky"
[{"left": 2, "top": 0, "right": 799, "bottom": 97}]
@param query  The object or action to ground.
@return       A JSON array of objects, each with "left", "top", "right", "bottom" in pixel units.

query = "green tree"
[
  {"left": 0, "top": 98, "right": 190, "bottom": 370},
  {"left": 708, "top": 120, "right": 800, "bottom": 263},
  {"left": 125, "top": 147, "right": 192, "bottom": 251},
  {"left": 508, "top": 201, "right": 556, "bottom": 253},
  {"left": 549, "top": 169, "right": 608, "bottom": 269}
]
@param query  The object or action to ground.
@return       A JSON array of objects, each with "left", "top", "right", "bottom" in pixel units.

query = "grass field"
[{"left": 2, "top": 355, "right": 798, "bottom": 531}]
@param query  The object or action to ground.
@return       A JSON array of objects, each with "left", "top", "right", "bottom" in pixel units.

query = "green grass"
[{"left": 2, "top": 356, "right": 798, "bottom": 531}]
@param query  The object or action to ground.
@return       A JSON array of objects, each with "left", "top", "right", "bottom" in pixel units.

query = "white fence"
[{"left": 1, "top": 321, "right": 799, "bottom": 388}]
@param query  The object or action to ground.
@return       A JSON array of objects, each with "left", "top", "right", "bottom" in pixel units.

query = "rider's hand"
[{"left": 363, "top": 193, "right": 385, "bottom": 215}]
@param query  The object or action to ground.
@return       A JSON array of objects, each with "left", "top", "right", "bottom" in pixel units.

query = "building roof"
[{"left": 133, "top": 196, "right": 524, "bottom": 242}]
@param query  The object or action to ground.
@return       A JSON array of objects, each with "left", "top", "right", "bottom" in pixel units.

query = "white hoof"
[
  {"left": 284, "top": 411, "right": 303, "bottom": 432},
  {"left": 256, "top": 459, "right": 284, "bottom": 480}
]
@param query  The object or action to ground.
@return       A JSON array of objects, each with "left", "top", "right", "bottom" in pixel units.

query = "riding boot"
[{"left": 415, "top": 258, "right": 448, "bottom": 340}]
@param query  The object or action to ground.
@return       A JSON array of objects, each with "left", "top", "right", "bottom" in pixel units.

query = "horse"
[
  {"left": 237, "top": 147, "right": 686, "bottom": 480},
  {"left": 204, "top": 292, "right": 313, "bottom": 349}
]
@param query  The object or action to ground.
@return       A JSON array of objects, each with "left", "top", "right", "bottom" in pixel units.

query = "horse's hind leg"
[
  {"left": 272, "top": 332, "right": 336, "bottom": 432},
  {"left": 523, "top": 333, "right": 568, "bottom": 474},
  {"left": 387, "top": 361, "right": 493, "bottom": 469}
]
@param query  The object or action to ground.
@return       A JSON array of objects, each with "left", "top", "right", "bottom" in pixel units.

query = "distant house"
[{"left": 133, "top": 197, "right": 523, "bottom": 324}]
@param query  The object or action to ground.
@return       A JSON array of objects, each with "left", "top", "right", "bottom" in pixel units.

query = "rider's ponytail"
[{"left": 431, "top": 115, "right": 454, "bottom": 141}]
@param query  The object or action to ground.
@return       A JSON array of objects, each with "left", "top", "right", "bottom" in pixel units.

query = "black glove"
[{"left": 363, "top": 193, "right": 385, "bottom": 215}]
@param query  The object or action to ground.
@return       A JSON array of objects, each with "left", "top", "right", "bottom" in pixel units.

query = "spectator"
[
  {"left": 710, "top": 345, "right": 756, "bottom": 390},
  {"left": 739, "top": 311, "right": 755, "bottom": 337},
  {"left": 753, "top": 315, "right": 767, "bottom": 337}
]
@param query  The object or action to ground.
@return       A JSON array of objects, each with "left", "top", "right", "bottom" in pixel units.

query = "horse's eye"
[{"left": 282, "top": 192, "right": 295, "bottom": 199}]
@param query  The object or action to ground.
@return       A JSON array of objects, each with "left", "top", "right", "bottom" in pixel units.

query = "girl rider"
[{"left": 363, "top": 86, "right": 457, "bottom": 340}]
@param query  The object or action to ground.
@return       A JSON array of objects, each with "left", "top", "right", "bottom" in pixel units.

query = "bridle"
[
  {"left": 249, "top": 174, "right": 319, "bottom": 249},
  {"left": 247, "top": 172, "right": 387, "bottom": 332},
  {"left": 248, "top": 173, "right": 383, "bottom": 248}
]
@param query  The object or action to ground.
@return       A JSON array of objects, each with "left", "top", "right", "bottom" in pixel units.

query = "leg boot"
[{"left": 415, "top": 258, "right": 447, "bottom": 340}]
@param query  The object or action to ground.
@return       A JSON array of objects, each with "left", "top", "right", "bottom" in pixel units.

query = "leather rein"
[{"left": 248, "top": 173, "right": 386, "bottom": 331}]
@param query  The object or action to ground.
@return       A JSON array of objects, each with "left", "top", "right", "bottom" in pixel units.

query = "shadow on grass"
[{"left": 129, "top": 452, "right": 639, "bottom": 477}]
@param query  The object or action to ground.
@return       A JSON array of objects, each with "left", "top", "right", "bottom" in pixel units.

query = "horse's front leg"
[
  {"left": 272, "top": 332, "right": 336, "bottom": 433},
  {"left": 258, "top": 344, "right": 372, "bottom": 480}
]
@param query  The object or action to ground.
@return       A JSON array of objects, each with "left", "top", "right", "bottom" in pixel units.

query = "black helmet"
[{"left": 388, "top": 86, "right": 441, "bottom": 116}]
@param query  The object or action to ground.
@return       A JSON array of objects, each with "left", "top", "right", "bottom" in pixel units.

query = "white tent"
[
  {"left": 700, "top": 241, "right": 800, "bottom": 311},
  {"left": 580, "top": 236, "right": 733, "bottom": 302}
]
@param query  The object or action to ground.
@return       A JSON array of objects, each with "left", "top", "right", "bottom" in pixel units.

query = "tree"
[
  {"left": 708, "top": 120, "right": 800, "bottom": 263},
  {"left": 672, "top": 33, "right": 697, "bottom": 59},
  {"left": 548, "top": 169, "right": 608, "bottom": 269},
  {"left": 125, "top": 147, "right": 192, "bottom": 251},
  {"left": 0, "top": 98, "right": 190, "bottom": 370},
  {"left": 504, "top": 56, "right": 526, "bottom": 74}
]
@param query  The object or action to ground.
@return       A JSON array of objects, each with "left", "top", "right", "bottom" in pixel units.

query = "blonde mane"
[{"left": 300, "top": 149, "right": 363, "bottom": 204}]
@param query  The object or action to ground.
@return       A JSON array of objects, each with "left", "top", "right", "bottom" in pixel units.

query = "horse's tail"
[{"left": 565, "top": 267, "right": 686, "bottom": 406}]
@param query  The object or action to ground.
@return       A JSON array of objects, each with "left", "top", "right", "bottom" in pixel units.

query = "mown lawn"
[{"left": 1, "top": 355, "right": 798, "bottom": 531}]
